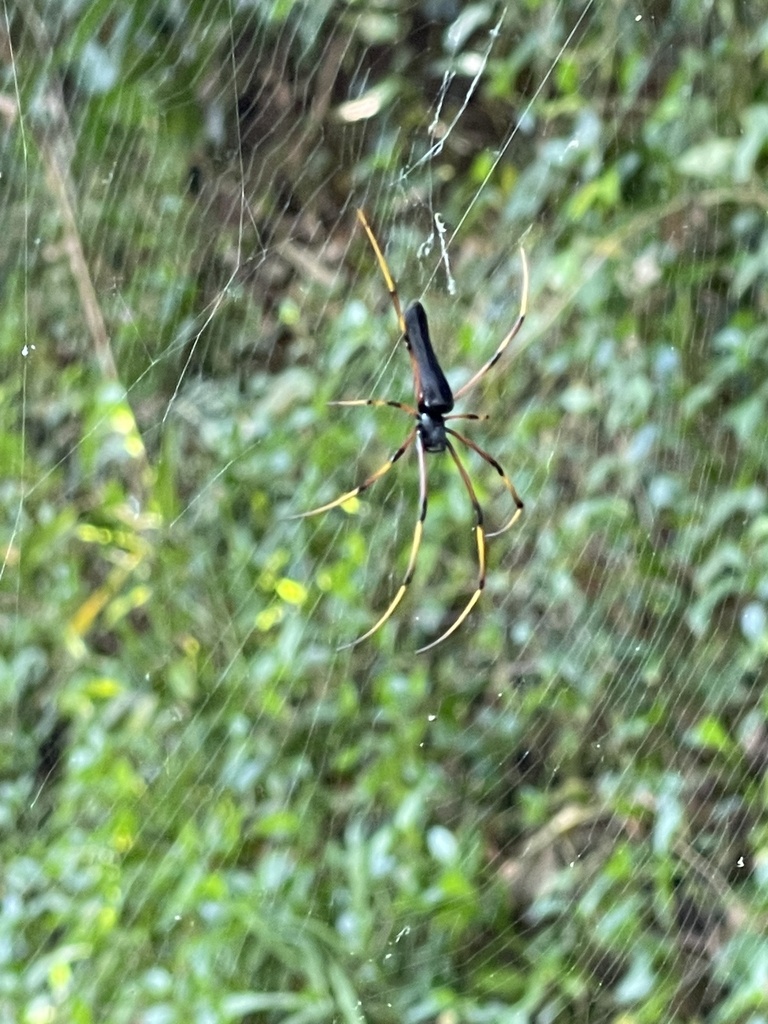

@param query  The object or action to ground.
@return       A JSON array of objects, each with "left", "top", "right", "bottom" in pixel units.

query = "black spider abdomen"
[{"left": 405, "top": 302, "right": 455, "bottom": 414}]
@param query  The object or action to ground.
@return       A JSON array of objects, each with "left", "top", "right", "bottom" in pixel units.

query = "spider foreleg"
[
  {"left": 416, "top": 439, "right": 486, "bottom": 653},
  {"left": 447, "top": 428, "right": 523, "bottom": 537},
  {"left": 338, "top": 435, "right": 428, "bottom": 650},
  {"left": 291, "top": 429, "right": 416, "bottom": 518}
]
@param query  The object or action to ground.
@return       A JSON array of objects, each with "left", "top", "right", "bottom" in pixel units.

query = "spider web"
[{"left": 3, "top": 1, "right": 768, "bottom": 1021}]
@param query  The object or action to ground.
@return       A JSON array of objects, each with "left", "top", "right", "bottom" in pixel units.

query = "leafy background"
[{"left": 2, "top": 1, "right": 768, "bottom": 1021}]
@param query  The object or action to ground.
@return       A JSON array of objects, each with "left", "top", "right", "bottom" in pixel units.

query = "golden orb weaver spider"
[{"left": 295, "top": 209, "right": 528, "bottom": 653}]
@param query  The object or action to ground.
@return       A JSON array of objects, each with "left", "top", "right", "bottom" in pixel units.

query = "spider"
[{"left": 295, "top": 209, "right": 528, "bottom": 653}]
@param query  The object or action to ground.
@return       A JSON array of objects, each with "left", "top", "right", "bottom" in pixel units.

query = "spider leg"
[
  {"left": 452, "top": 247, "right": 529, "bottom": 401},
  {"left": 291, "top": 429, "right": 416, "bottom": 518},
  {"left": 447, "top": 427, "right": 523, "bottom": 538},
  {"left": 338, "top": 434, "right": 428, "bottom": 650},
  {"left": 444, "top": 413, "right": 489, "bottom": 422},
  {"left": 356, "top": 209, "right": 406, "bottom": 334},
  {"left": 416, "top": 439, "right": 486, "bottom": 654},
  {"left": 356, "top": 208, "right": 424, "bottom": 406},
  {"left": 329, "top": 398, "right": 418, "bottom": 417}
]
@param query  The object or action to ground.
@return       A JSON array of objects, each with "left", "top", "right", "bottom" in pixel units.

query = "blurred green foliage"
[{"left": 2, "top": 0, "right": 768, "bottom": 1021}]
